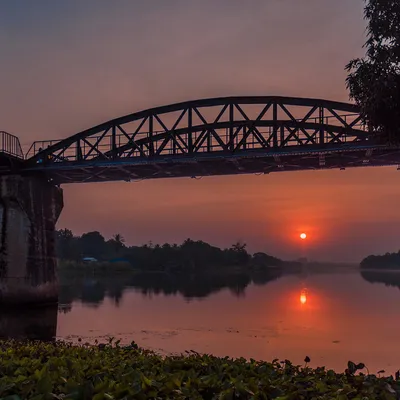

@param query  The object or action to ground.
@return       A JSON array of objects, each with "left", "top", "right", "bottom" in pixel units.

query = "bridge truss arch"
[{"left": 24, "top": 96, "right": 387, "bottom": 184}]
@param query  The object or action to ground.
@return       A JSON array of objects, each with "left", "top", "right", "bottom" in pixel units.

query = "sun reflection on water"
[{"left": 300, "top": 289, "right": 307, "bottom": 305}]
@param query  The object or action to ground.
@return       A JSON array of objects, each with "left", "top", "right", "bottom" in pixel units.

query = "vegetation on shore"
[
  {"left": 1, "top": 340, "right": 399, "bottom": 399},
  {"left": 55, "top": 229, "right": 289, "bottom": 308},
  {"left": 360, "top": 252, "right": 400, "bottom": 270},
  {"left": 56, "top": 229, "right": 284, "bottom": 273}
]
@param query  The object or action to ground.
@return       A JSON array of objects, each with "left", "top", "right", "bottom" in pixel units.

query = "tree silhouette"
[
  {"left": 229, "top": 241, "right": 250, "bottom": 265},
  {"left": 110, "top": 233, "right": 126, "bottom": 254},
  {"left": 80, "top": 231, "right": 106, "bottom": 259},
  {"left": 55, "top": 228, "right": 282, "bottom": 271},
  {"left": 346, "top": 0, "right": 400, "bottom": 143},
  {"left": 56, "top": 228, "right": 77, "bottom": 260}
]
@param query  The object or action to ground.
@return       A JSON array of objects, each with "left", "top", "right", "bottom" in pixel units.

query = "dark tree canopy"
[
  {"left": 55, "top": 229, "right": 282, "bottom": 271},
  {"left": 346, "top": 0, "right": 400, "bottom": 143},
  {"left": 80, "top": 231, "right": 106, "bottom": 259}
]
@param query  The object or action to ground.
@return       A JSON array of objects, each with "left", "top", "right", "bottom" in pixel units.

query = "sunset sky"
[{"left": 1, "top": 0, "right": 398, "bottom": 262}]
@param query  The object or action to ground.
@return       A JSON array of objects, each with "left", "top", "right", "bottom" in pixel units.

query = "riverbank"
[{"left": 0, "top": 340, "right": 398, "bottom": 399}]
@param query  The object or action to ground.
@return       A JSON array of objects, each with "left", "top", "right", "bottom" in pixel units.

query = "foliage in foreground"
[{"left": 0, "top": 341, "right": 399, "bottom": 399}]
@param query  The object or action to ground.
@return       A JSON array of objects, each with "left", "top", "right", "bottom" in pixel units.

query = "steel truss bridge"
[{"left": 2, "top": 96, "right": 400, "bottom": 184}]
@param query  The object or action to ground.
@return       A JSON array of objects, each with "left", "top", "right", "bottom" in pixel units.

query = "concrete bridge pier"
[{"left": 0, "top": 175, "right": 63, "bottom": 305}]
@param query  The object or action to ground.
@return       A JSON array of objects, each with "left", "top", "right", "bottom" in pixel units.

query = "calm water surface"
[{"left": 3, "top": 269, "right": 400, "bottom": 374}]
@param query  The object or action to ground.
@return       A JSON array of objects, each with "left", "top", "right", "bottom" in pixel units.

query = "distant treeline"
[
  {"left": 56, "top": 229, "right": 282, "bottom": 272},
  {"left": 360, "top": 252, "right": 400, "bottom": 270}
]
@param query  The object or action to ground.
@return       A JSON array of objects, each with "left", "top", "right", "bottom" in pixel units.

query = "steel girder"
[{"left": 19, "top": 96, "right": 399, "bottom": 184}]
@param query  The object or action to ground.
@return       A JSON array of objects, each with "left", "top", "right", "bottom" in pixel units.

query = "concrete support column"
[{"left": 0, "top": 175, "right": 63, "bottom": 305}]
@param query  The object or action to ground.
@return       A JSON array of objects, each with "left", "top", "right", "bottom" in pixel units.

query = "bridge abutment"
[{"left": 0, "top": 175, "right": 63, "bottom": 305}]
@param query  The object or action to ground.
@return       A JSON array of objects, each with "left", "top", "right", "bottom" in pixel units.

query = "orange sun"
[{"left": 300, "top": 233, "right": 307, "bottom": 240}]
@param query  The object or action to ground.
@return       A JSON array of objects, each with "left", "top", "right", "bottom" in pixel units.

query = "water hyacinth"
[{"left": 0, "top": 339, "right": 398, "bottom": 399}]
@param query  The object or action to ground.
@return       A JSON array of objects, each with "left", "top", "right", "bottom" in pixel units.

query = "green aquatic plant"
[{"left": 0, "top": 340, "right": 398, "bottom": 399}]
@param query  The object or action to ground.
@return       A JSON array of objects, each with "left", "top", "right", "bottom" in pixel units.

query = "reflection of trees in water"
[
  {"left": 130, "top": 272, "right": 254, "bottom": 298},
  {"left": 361, "top": 270, "right": 400, "bottom": 289},
  {"left": 58, "top": 303, "right": 72, "bottom": 314},
  {"left": 59, "top": 268, "right": 282, "bottom": 311},
  {"left": 0, "top": 305, "right": 58, "bottom": 341},
  {"left": 252, "top": 271, "right": 281, "bottom": 286},
  {"left": 59, "top": 276, "right": 131, "bottom": 307}
]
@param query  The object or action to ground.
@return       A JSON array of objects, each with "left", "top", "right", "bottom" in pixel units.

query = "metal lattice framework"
[{"left": 20, "top": 96, "right": 399, "bottom": 184}]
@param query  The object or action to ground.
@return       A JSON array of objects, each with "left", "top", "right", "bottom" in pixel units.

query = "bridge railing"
[
  {"left": 0, "top": 131, "right": 24, "bottom": 159},
  {"left": 26, "top": 140, "right": 62, "bottom": 160}
]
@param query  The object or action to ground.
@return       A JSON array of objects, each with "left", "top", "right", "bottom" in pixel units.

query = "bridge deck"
[{"left": 22, "top": 144, "right": 399, "bottom": 184}]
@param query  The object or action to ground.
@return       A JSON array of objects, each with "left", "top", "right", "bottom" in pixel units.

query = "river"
[{"left": 1, "top": 268, "right": 399, "bottom": 375}]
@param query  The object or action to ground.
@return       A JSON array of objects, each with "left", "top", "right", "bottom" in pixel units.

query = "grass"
[{"left": 0, "top": 340, "right": 399, "bottom": 399}]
